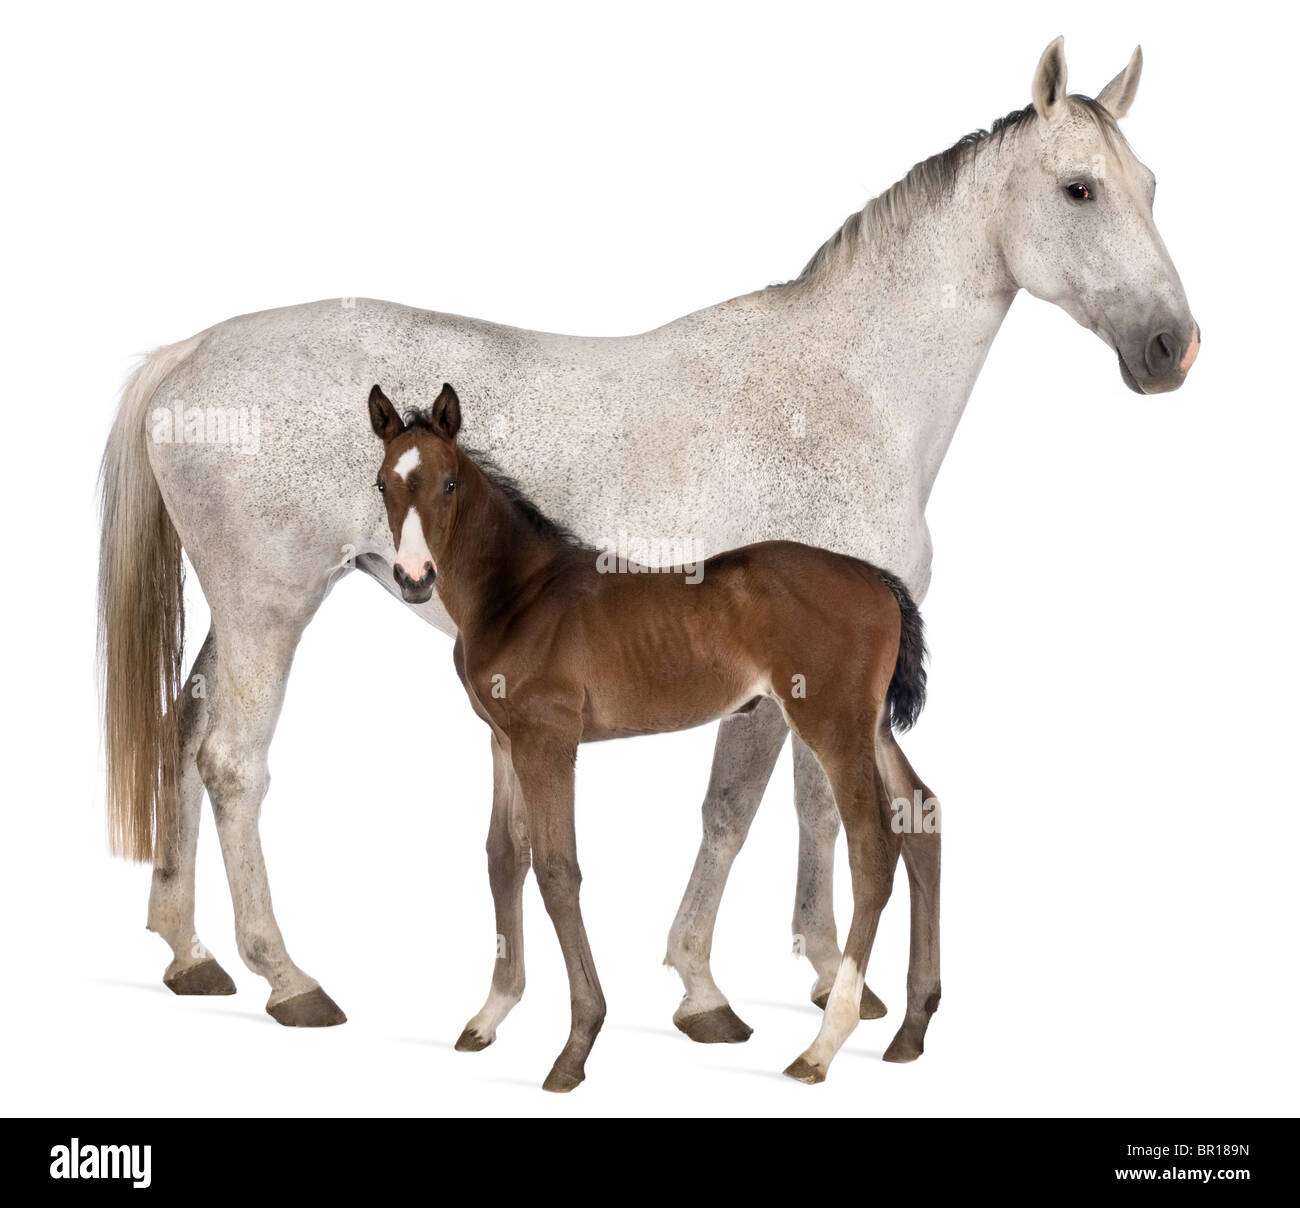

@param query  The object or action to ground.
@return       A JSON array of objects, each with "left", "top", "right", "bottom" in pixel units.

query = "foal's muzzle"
[{"left": 394, "top": 561, "right": 436, "bottom": 604}]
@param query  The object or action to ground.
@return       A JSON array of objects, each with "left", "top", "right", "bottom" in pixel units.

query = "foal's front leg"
[
  {"left": 510, "top": 722, "right": 605, "bottom": 1092},
  {"left": 456, "top": 735, "right": 531, "bottom": 1052}
]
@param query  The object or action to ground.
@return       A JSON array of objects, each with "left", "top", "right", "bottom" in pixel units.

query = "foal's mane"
[
  {"left": 781, "top": 95, "right": 1121, "bottom": 289},
  {"left": 402, "top": 407, "right": 592, "bottom": 551}
]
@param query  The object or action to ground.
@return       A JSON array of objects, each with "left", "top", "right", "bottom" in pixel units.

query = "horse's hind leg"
[
  {"left": 146, "top": 630, "right": 237, "bottom": 995},
  {"left": 197, "top": 606, "right": 345, "bottom": 1026},
  {"left": 792, "top": 736, "right": 888, "bottom": 1020},
  {"left": 877, "top": 731, "right": 941, "bottom": 1063},
  {"left": 666, "top": 698, "right": 789, "bottom": 1044},
  {"left": 456, "top": 735, "right": 530, "bottom": 1051}
]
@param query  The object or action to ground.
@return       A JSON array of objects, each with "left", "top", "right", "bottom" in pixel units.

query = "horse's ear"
[
  {"left": 1097, "top": 46, "right": 1142, "bottom": 120},
  {"left": 1032, "top": 36, "right": 1069, "bottom": 123},
  {"left": 431, "top": 382, "right": 462, "bottom": 441},
  {"left": 368, "top": 384, "right": 406, "bottom": 443}
]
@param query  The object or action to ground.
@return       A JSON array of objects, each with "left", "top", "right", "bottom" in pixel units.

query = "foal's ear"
[
  {"left": 1096, "top": 45, "right": 1142, "bottom": 120},
  {"left": 368, "top": 384, "right": 406, "bottom": 443},
  {"left": 431, "top": 382, "right": 462, "bottom": 441},
  {"left": 1032, "top": 35, "right": 1069, "bottom": 123}
]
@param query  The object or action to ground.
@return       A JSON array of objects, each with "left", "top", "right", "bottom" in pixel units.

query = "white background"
[{"left": 2, "top": 1, "right": 1296, "bottom": 1118}]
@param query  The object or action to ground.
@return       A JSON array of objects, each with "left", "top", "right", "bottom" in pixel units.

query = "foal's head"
[{"left": 368, "top": 382, "right": 463, "bottom": 604}]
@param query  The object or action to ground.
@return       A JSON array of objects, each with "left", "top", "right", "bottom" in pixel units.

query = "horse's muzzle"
[
  {"left": 394, "top": 561, "right": 436, "bottom": 604},
  {"left": 1120, "top": 322, "right": 1201, "bottom": 394}
]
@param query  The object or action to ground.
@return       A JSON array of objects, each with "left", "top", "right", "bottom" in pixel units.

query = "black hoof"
[
  {"left": 883, "top": 1031, "right": 924, "bottom": 1063},
  {"left": 164, "top": 958, "right": 237, "bottom": 996},
  {"left": 455, "top": 1027, "right": 493, "bottom": 1052},
  {"left": 673, "top": 1004, "right": 754, "bottom": 1044},
  {"left": 813, "top": 985, "right": 887, "bottom": 1020},
  {"left": 782, "top": 1056, "right": 826, "bottom": 1084},
  {"left": 542, "top": 1067, "right": 584, "bottom": 1093},
  {"left": 266, "top": 987, "right": 347, "bottom": 1027}
]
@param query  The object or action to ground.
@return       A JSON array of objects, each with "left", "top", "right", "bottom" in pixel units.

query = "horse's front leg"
[
  {"left": 665, "top": 698, "right": 788, "bottom": 1043},
  {"left": 510, "top": 722, "right": 604, "bottom": 1092},
  {"left": 792, "top": 736, "right": 888, "bottom": 1020},
  {"left": 456, "top": 735, "right": 531, "bottom": 1051}
]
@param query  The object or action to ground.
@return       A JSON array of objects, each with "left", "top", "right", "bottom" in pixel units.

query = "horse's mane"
[
  {"left": 470, "top": 451, "right": 593, "bottom": 550},
  {"left": 781, "top": 95, "right": 1122, "bottom": 289},
  {"left": 402, "top": 407, "right": 591, "bottom": 551}
]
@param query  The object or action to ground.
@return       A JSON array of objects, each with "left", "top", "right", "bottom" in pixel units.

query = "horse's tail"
[
  {"left": 98, "top": 332, "right": 207, "bottom": 863},
  {"left": 871, "top": 566, "right": 927, "bottom": 733}
]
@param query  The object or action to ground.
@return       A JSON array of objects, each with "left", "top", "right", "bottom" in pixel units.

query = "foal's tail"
[
  {"left": 98, "top": 333, "right": 207, "bottom": 863},
  {"left": 872, "top": 567, "right": 927, "bottom": 733}
]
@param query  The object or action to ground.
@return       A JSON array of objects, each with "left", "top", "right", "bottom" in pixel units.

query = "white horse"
[{"left": 99, "top": 38, "right": 1197, "bottom": 1061}]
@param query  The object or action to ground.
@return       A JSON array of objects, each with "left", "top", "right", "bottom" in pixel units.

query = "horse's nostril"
[{"left": 1145, "top": 329, "right": 1177, "bottom": 376}]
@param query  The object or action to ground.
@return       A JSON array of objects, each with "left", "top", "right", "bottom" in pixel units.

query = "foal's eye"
[
  {"left": 445, "top": 480, "right": 456, "bottom": 494},
  {"left": 1065, "top": 182, "right": 1093, "bottom": 202},
  {"left": 376, "top": 480, "right": 385, "bottom": 494}
]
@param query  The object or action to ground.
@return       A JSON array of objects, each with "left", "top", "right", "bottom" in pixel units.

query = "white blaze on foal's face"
[
  {"left": 368, "top": 381, "right": 464, "bottom": 602},
  {"left": 396, "top": 505, "right": 434, "bottom": 581}
]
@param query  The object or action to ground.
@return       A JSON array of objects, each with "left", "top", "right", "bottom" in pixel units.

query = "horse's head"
[
  {"left": 368, "top": 382, "right": 463, "bottom": 604},
  {"left": 999, "top": 38, "right": 1199, "bottom": 394}
]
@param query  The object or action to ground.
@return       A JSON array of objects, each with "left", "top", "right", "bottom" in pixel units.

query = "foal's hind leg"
[
  {"left": 666, "top": 698, "right": 788, "bottom": 1044},
  {"left": 877, "top": 731, "right": 941, "bottom": 1063},
  {"left": 146, "top": 630, "right": 237, "bottom": 995},
  {"left": 197, "top": 606, "right": 345, "bottom": 1026},
  {"left": 784, "top": 742, "right": 896, "bottom": 1084},
  {"left": 792, "top": 736, "right": 887, "bottom": 1020},
  {"left": 456, "top": 736, "right": 531, "bottom": 1052}
]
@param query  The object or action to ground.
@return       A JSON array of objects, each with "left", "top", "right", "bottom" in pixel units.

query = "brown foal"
[{"left": 369, "top": 382, "right": 929, "bottom": 1090}]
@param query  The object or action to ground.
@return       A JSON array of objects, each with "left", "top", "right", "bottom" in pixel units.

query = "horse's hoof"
[
  {"left": 164, "top": 958, "right": 236, "bottom": 996},
  {"left": 812, "top": 985, "right": 887, "bottom": 1020},
  {"left": 542, "top": 1067, "right": 584, "bottom": 1093},
  {"left": 882, "top": 1031, "right": 924, "bottom": 1063},
  {"left": 782, "top": 1056, "right": 826, "bottom": 1084},
  {"left": 455, "top": 1027, "right": 493, "bottom": 1052},
  {"left": 673, "top": 1005, "right": 753, "bottom": 1044},
  {"left": 266, "top": 987, "right": 347, "bottom": 1027}
]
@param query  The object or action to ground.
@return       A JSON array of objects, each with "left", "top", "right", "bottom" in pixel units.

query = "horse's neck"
[
  {"left": 438, "top": 467, "right": 560, "bottom": 627},
  {"left": 772, "top": 165, "right": 1017, "bottom": 507}
]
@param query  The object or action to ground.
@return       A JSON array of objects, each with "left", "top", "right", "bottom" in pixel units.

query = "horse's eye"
[
  {"left": 376, "top": 481, "right": 385, "bottom": 494},
  {"left": 1065, "top": 182, "right": 1093, "bottom": 202},
  {"left": 445, "top": 480, "right": 456, "bottom": 494}
]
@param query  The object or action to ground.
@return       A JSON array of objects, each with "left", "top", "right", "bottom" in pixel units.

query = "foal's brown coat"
[{"left": 370, "top": 383, "right": 927, "bottom": 1089}]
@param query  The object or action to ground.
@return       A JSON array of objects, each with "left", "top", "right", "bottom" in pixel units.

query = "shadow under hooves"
[
  {"left": 164, "top": 958, "right": 237, "bottom": 996},
  {"left": 266, "top": 987, "right": 347, "bottom": 1027},
  {"left": 812, "top": 985, "right": 887, "bottom": 1020},
  {"left": 674, "top": 1004, "right": 754, "bottom": 1044}
]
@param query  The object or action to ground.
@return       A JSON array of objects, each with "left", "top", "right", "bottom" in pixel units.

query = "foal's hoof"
[
  {"left": 673, "top": 1005, "right": 753, "bottom": 1044},
  {"left": 782, "top": 1056, "right": 826, "bottom": 1085},
  {"left": 266, "top": 987, "right": 347, "bottom": 1028},
  {"left": 455, "top": 1027, "right": 494, "bottom": 1052},
  {"left": 882, "top": 1030, "right": 925, "bottom": 1063},
  {"left": 813, "top": 985, "right": 887, "bottom": 1020},
  {"left": 164, "top": 958, "right": 236, "bottom": 996},
  {"left": 542, "top": 1067, "right": 584, "bottom": 1093}
]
